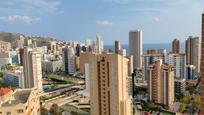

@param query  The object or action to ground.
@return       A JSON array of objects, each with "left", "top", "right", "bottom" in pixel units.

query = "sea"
[{"left": 104, "top": 43, "right": 185, "bottom": 55}]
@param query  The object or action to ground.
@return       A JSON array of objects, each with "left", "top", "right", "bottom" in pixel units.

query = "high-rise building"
[
  {"left": 84, "top": 63, "right": 90, "bottom": 92},
  {"left": 23, "top": 47, "right": 43, "bottom": 91},
  {"left": 76, "top": 44, "right": 81, "bottom": 56},
  {"left": 128, "top": 56, "right": 134, "bottom": 75},
  {"left": 129, "top": 30, "right": 142, "bottom": 69},
  {"left": 19, "top": 48, "right": 24, "bottom": 66},
  {"left": 200, "top": 13, "right": 204, "bottom": 114},
  {"left": 115, "top": 40, "right": 121, "bottom": 54},
  {"left": 62, "top": 47, "right": 76, "bottom": 74},
  {"left": 186, "top": 65, "right": 196, "bottom": 80},
  {"left": 15, "top": 35, "right": 25, "bottom": 49},
  {"left": 96, "top": 36, "right": 104, "bottom": 54},
  {"left": 86, "top": 53, "right": 131, "bottom": 115},
  {"left": 24, "top": 39, "right": 33, "bottom": 47},
  {"left": 85, "top": 39, "right": 92, "bottom": 46},
  {"left": 143, "top": 50, "right": 165, "bottom": 80},
  {"left": 172, "top": 38, "right": 180, "bottom": 53},
  {"left": 119, "top": 48, "right": 127, "bottom": 57},
  {"left": 49, "top": 41, "right": 57, "bottom": 55},
  {"left": 186, "top": 36, "right": 201, "bottom": 71},
  {"left": 148, "top": 60, "right": 174, "bottom": 106},
  {"left": 165, "top": 53, "right": 186, "bottom": 79}
]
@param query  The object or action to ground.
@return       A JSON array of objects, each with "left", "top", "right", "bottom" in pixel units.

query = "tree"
[
  {"left": 71, "top": 111, "right": 78, "bottom": 115},
  {"left": 108, "top": 49, "right": 113, "bottom": 53},
  {"left": 0, "top": 72, "right": 3, "bottom": 78},
  {"left": 182, "top": 94, "right": 191, "bottom": 104},
  {"left": 41, "top": 107, "right": 49, "bottom": 115},
  {"left": 179, "top": 103, "right": 186, "bottom": 113},
  {"left": 192, "top": 96, "right": 201, "bottom": 110},
  {"left": 50, "top": 104, "right": 59, "bottom": 115}
]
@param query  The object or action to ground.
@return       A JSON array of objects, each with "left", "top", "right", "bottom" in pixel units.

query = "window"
[
  {"left": 17, "top": 109, "right": 24, "bottom": 113},
  {"left": 6, "top": 112, "right": 11, "bottom": 115}
]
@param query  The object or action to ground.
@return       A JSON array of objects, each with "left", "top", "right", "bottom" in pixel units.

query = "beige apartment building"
[
  {"left": 83, "top": 53, "right": 131, "bottom": 115},
  {"left": 148, "top": 60, "right": 175, "bottom": 106},
  {"left": 0, "top": 88, "right": 40, "bottom": 115},
  {"left": 200, "top": 13, "right": 204, "bottom": 115}
]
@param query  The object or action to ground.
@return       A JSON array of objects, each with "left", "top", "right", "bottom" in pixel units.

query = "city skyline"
[
  {"left": 0, "top": 0, "right": 204, "bottom": 44},
  {"left": 0, "top": 1, "right": 204, "bottom": 114}
]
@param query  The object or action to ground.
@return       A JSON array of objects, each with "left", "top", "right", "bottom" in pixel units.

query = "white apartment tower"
[
  {"left": 96, "top": 35, "right": 104, "bottom": 54},
  {"left": 165, "top": 53, "right": 186, "bottom": 79},
  {"left": 23, "top": 47, "right": 43, "bottom": 91}
]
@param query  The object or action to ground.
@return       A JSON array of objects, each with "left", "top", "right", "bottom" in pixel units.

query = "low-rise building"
[
  {"left": 3, "top": 68, "right": 24, "bottom": 88},
  {"left": 0, "top": 88, "right": 13, "bottom": 103},
  {"left": 0, "top": 88, "right": 40, "bottom": 115},
  {"left": 175, "top": 78, "right": 186, "bottom": 94},
  {"left": 0, "top": 41, "right": 11, "bottom": 52},
  {"left": 0, "top": 51, "right": 12, "bottom": 66}
]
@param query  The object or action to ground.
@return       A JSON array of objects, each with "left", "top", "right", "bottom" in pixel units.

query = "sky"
[{"left": 0, "top": 0, "right": 204, "bottom": 45}]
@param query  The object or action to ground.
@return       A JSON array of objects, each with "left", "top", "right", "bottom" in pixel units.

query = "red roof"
[{"left": 0, "top": 88, "right": 12, "bottom": 96}]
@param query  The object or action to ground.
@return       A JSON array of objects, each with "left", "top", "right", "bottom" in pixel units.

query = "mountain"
[
  {"left": 0, "top": 32, "right": 21, "bottom": 43},
  {"left": 0, "top": 32, "right": 61, "bottom": 48}
]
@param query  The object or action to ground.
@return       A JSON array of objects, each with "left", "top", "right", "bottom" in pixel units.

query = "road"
[{"left": 42, "top": 94, "right": 80, "bottom": 110}]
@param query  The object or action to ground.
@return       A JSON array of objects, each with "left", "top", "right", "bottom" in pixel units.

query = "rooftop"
[
  {"left": 0, "top": 88, "right": 12, "bottom": 96},
  {"left": 1, "top": 89, "right": 31, "bottom": 107}
]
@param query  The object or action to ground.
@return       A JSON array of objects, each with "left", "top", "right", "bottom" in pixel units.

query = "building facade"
[
  {"left": 96, "top": 36, "right": 104, "bottom": 54},
  {"left": 3, "top": 69, "right": 24, "bottom": 88},
  {"left": 62, "top": 47, "right": 76, "bottom": 74},
  {"left": 129, "top": 30, "right": 142, "bottom": 69},
  {"left": 86, "top": 53, "right": 131, "bottom": 115},
  {"left": 42, "top": 60, "right": 63, "bottom": 73},
  {"left": 143, "top": 53, "right": 165, "bottom": 80},
  {"left": 165, "top": 53, "right": 186, "bottom": 79},
  {"left": 148, "top": 60, "right": 175, "bottom": 106},
  {"left": 186, "top": 65, "right": 196, "bottom": 80},
  {"left": 115, "top": 40, "right": 121, "bottom": 54},
  {"left": 175, "top": 78, "right": 186, "bottom": 94},
  {"left": 200, "top": 13, "right": 204, "bottom": 114},
  {"left": 186, "top": 36, "right": 201, "bottom": 72},
  {"left": 23, "top": 47, "right": 43, "bottom": 91},
  {"left": 172, "top": 38, "right": 180, "bottom": 53}
]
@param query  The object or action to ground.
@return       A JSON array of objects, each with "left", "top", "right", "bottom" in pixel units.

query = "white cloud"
[
  {"left": 104, "top": 0, "right": 129, "bottom": 4},
  {"left": 96, "top": 20, "right": 114, "bottom": 26},
  {"left": 18, "top": 0, "right": 61, "bottom": 13},
  {"left": 0, "top": 15, "right": 40, "bottom": 24},
  {"left": 154, "top": 17, "right": 161, "bottom": 22},
  {"left": 104, "top": 0, "right": 166, "bottom": 4},
  {"left": 0, "top": 0, "right": 61, "bottom": 14}
]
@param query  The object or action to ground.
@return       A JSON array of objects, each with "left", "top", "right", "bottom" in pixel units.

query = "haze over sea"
[{"left": 104, "top": 43, "right": 185, "bottom": 55}]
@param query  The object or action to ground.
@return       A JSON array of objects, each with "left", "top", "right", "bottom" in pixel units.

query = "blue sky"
[{"left": 0, "top": 0, "right": 204, "bottom": 45}]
